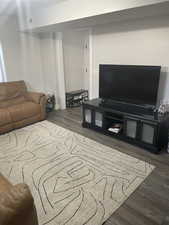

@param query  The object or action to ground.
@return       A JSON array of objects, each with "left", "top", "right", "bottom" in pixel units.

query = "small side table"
[{"left": 66, "top": 89, "right": 88, "bottom": 108}]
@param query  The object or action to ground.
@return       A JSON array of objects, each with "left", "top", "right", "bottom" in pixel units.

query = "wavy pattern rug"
[{"left": 0, "top": 120, "right": 154, "bottom": 225}]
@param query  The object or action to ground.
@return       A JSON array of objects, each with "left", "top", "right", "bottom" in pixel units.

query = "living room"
[{"left": 0, "top": 1, "right": 169, "bottom": 225}]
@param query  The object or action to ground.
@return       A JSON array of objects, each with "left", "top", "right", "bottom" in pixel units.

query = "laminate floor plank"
[{"left": 47, "top": 107, "right": 169, "bottom": 225}]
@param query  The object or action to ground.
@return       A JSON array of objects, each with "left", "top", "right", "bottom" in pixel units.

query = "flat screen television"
[{"left": 99, "top": 64, "right": 161, "bottom": 106}]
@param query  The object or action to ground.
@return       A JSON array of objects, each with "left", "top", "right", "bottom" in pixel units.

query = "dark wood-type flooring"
[{"left": 47, "top": 107, "right": 169, "bottom": 225}]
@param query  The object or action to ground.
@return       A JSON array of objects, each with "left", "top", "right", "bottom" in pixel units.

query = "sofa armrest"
[
  {"left": 27, "top": 92, "right": 47, "bottom": 120},
  {"left": 0, "top": 183, "right": 35, "bottom": 225},
  {"left": 0, "top": 173, "right": 12, "bottom": 193},
  {"left": 27, "top": 92, "right": 46, "bottom": 105}
]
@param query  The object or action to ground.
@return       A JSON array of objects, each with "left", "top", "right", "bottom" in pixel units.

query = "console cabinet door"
[
  {"left": 94, "top": 111, "right": 103, "bottom": 128},
  {"left": 125, "top": 117, "right": 139, "bottom": 139},
  {"left": 140, "top": 121, "right": 157, "bottom": 145},
  {"left": 84, "top": 108, "right": 92, "bottom": 124}
]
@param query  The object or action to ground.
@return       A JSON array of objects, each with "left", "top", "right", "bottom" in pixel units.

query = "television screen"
[{"left": 99, "top": 64, "right": 161, "bottom": 106}]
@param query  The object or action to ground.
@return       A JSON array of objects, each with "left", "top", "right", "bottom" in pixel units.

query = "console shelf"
[{"left": 82, "top": 98, "right": 169, "bottom": 154}]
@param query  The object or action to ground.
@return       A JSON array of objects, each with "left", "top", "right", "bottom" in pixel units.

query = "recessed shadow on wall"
[{"left": 93, "top": 14, "right": 169, "bottom": 35}]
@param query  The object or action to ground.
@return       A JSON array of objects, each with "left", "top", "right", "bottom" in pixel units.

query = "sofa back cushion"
[
  {"left": 0, "top": 96, "right": 26, "bottom": 108},
  {"left": 0, "top": 81, "right": 27, "bottom": 101}
]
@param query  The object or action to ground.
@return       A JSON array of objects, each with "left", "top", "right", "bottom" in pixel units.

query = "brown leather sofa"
[
  {"left": 0, "top": 173, "right": 38, "bottom": 225},
  {"left": 0, "top": 81, "right": 46, "bottom": 134}
]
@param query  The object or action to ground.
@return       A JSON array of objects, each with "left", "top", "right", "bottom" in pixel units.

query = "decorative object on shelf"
[
  {"left": 66, "top": 89, "right": 88, "bottom": 108},
  {"left": 108, "top": 123, "right": 122, "bottom": 134},
  {"left": 158, "top": 101, "right": 169, "bottom": 115},
  {"left": 46, "top": 94, "right": 55, "bottom": 112}
]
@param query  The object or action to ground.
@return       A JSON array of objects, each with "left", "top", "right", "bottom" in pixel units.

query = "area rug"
[{"left": 0, "top": 120, "right": 154, "bottom": 225}]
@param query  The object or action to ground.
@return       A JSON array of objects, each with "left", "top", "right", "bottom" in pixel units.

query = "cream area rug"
[{"left": 0, "top": 120, "right": 154, "bottom": 225}]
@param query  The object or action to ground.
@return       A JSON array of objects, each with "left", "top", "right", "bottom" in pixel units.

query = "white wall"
[
  {"left": 39, "top": 32, "right": 62, "bottom": 109},
  {"left": 20, "top": 32, "right": 44, "bottom": 91},
  {"left": 39, "top": 32, "right": 66, "bottom": 109},
  {"left": 0, "top": 12, "right": 66, "bottom": 109},
  {"left": 2, "top": 9, "right": 169, "bottom": 110},
  {"left": 39, "top": 33, "right": 57, "bottom": 94},
  {"left": 0, "top": 14, "right": 44, "bottom": 92},
  {"left": 92, "top": 15, "right": 169, "bottom": 103},
  {"left": 0, "top": 14, "right": 23, "bottom": 81},
  {"left": 63, "top": 30, "right": 88, "bottom": 92}
]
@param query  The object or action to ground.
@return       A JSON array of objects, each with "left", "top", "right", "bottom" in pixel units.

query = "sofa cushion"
[
  {"left": 7, "top": 102, "right": 41, "bottom": 122},
  {"left": 0, "top": 96, "right": 26, "bottom": 108},
  {"left": 0, "top": 109, "right": 12, "bottom": 126},
  {"left": 0, "top": 86, "right": 6, "bottom": 102},
  {"left": 0, "top": 183, "right": 34, "bottom": 225},
  {"left": 0, "top": 81, "right": 27, "bottom": 102},
  {"left": 0, "top": 124, "right": 13, "bottom": 135}
]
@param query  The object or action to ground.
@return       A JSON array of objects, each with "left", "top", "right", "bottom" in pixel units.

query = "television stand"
[{"left": 82, "top": 98, "right": 169, "bottom": 154}]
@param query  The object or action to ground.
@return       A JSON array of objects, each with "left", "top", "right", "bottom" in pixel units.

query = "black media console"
[{"left": 82, "top": 98, "right": 169, "bottom": 154}]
